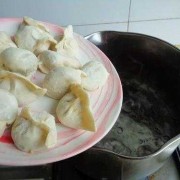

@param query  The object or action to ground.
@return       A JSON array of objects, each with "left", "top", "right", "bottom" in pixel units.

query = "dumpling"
[
  {"left": 15, "top": 24, "right": 57, "bottom": 56},
  {"left": 11, "top": 107, "right": 57, "bottom": 152},
  {"left": 0, "top": 47, "right": 38, "bottom": 76},
  {"left": 0, "top": 31, "right": 16, "bottom": 55},
  {"left": 54, "top": 25, "right": 79, "bottom": 58},
  {"left": 0, "top": 89, "right": 18, "bottom": 137},
  {"left": 14, "top": 17, "right": 57, "bottom": 55},
  {"left": 22, "top": 16, "right": 49, "bottom": 33},
  {"left": 81, "top": 61, "right": 109, "bottom": 91},
  {"left": 38, "top": 50, "right": 82, "bottom": 74},
  {"left": 56, "top": 84, "right": 96, "bottom": 132},
  {"left": 0, "top": 70, "right": 47, "bottom": 106},
  {"left": 43, "top": 67, "right": 86, "bottom": 99}
]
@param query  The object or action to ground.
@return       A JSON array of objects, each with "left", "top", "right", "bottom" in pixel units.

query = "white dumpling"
[
  {"left": 14, "top": 17, "right": 57, "bottom": 55},
  {"left": 0, "top": 47, "right": 38, "bottom": 76},
  {"left": 38, "top": 50, "right": 82, "bottom": 74},
  {"left": 11, "top": 107, "right": 57, "bottom": 152},
  {"left": 81, "top": 61, "right": 109, "bottom": 91},
  {"left": 0, "top": 89, "right": 18, "bottom": 137},
  {"left": 43, "top": 67, "right": 85, "bottom": 99},
  {"left": 0, "top": 31, "right": 17, "bottom": 55},
  {"left": 55, "top": 25, "right": 79, "bottom": 58},
  {"left": 56, "top": 84, "right": 96, "bottom": 132},
  {"left": 23, "top": 16, "right": 49, "bottom": 33},
  {"left": 0, "top": 70, "right": 47, "bottom": 106}
]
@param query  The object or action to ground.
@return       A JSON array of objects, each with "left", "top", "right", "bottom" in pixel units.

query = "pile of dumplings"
[{"left": 0, "top": 17, "right": 109, "bottom": 153}]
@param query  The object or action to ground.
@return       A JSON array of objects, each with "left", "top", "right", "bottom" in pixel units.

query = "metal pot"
[{"left": 71, "top": 31, "right": 180, "bottom": 180}]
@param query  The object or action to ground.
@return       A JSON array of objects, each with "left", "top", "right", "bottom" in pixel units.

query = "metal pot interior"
[{"left": 86, "top": 31, "right": 180, "bottom": 157}]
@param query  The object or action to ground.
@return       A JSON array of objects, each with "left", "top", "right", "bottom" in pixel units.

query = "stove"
[{"left": 0, "top": 148, "right": 179, "bottom": 180}]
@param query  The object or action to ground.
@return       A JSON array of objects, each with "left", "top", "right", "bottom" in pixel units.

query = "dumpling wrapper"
[
  {"left": 38, "top": 50, "right": 82, "bottom": 74},
  {"left": 0, "top": 31, "right": 17, "bottom": 56},
  {"left": 14, "top": 17, "right": 57, "bottom": 55},
  {"left": 43, "top": 67, "right": 86, "bottom": 99},
  {"left": 56, "top": 84, "right": 96, "bottom": 132},
  {"left": 0, "top": 89, "right": 18, "bottom": 137},
  {"left": 23, "top": 16, "right": 49, "bottom": 33},
  {"left": 0, "top": 70, "right": 47, "bottom": 106},
  {"left": 81, "top": 61, "right": 109, "bottom": 91},
  {"left": 54, "top": 25, "right": 79, "bottom": 58},
  {"left": 11, "top": 107, "right": 57, "bottom": 153},
  {"left": 0, "top": 47, "right": 38, "bottom": 76}
]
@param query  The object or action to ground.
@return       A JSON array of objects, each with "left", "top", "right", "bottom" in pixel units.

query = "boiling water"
[
  {"left": 96, "top": 78, "right": 178, "bottom": 157},
  {"left": 96, "top": 113, "right": 167, "bottom": 156}
]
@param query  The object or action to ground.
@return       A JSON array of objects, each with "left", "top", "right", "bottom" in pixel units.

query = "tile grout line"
[
  {"left": 72, "top": 21, "right": 128, "bottom": 27},
  {"left": 70, "top": 17, "right": 180, "bottom": 28},
  {"left": 129, "top": 17, "right": 180, "bottom": 23},
  {"left": 127, "top": 0, "right": 132, "bottom": 32}
]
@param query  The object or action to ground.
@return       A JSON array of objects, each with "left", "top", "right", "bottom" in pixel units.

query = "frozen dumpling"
[
  {"left": 0, "top": 70, "right": 47, "bottom": 106},
  {"left": 11, "top": 107, "right": 57, "bottom": 152},
  {"left": 0, "top": 47, "right": 38, "bottom": 76},
  {"left": 54, "top": 25, "right": 79, "bottom": 58},
  {"left": 43, "top": 67, "right": 85, "bottom": 99},
  {"left": 38, "top": 50, "right": 82, "bottom": 74},
  {"left": 81, "top": 61, "right": 109, "bottom": 91},
  {"left": 56, "top": 84, "right": 96, "bottom": 132},
  {"left": 0, "top": 89, "right": 18, "bottom": 137},
  {"left": 0, "top": 31, "right": 17, "bottom": 55},
  {"left": 14, "top": 17, "right": 57, "bottom": 55}
]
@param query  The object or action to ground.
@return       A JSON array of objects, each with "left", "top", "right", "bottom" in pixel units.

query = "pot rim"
[
  {"left": 85, "top": 30, "right": 180, "bottom": 53},
  {"left": 92, "top": 134, "right": 180, "bottom": 160}
]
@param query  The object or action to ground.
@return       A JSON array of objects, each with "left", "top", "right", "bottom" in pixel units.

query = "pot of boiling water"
[{"left": 74, "top": 31, "right": 180, "bottom": 180}]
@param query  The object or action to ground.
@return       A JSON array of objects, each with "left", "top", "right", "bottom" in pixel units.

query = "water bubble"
[
  {"left": 116, "top": 127, "right": 123, "bottom": 135},
  {"left": 163, "top": 135, "right": 170, "bottom": 142},
  {"left": 137, "top": 145, "right": 153, "bottom": 156},
  {"left": 139, "top": 139, "right": 143, "bottom": 144},
  {"left": 154, "top": 138, "right": 164, "bottom": 147}
]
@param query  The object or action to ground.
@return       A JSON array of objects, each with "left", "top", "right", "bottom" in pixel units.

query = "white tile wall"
[
  {"left": 74, "top": 23, "right": 128, "bottom": 36},
  {"left": 128, "top": 19, "right": 180, "bottom": 45},
  {"left": 0, "top": 0, "right": 130, "bottom": 26},
  {"left": 1, "top": 0, "right": 180, "bottom": 45},
  {"left": 130, "top": 0, "right": 180, "bottom": 21}
]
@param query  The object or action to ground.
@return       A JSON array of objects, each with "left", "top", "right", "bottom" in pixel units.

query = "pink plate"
[{"left": 0, "top": 18, "right": 123, "bottom": 165}]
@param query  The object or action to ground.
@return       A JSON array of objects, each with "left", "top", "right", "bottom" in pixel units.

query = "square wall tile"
[
  {"left": 128, "top": 19, "right": 180, "bottom": 45},
  {"left": 0, "top": 0, "right": 130, "bottom": 26},
  {"left": 130, "top": 0, "right": 180, "bottom": 21},
  {"left": 74, "top": 23, "right": 128, "bottom": 36}
]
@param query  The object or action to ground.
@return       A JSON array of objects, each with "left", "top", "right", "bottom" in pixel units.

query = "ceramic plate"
[{"left": 0, "top": 18, "right": 123, "bottom": 165}]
